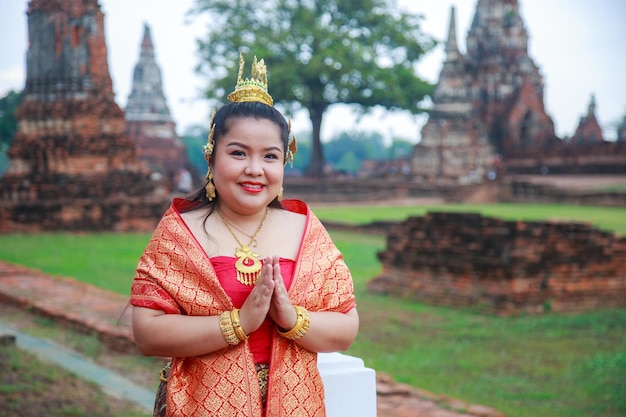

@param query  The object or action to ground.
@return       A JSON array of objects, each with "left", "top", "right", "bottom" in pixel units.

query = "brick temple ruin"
[
  {"left": 369, "top": 212, "right": 626, "bottom": 315},
  {"left": 411, "top": 0, "right": 626, "bottom": 183},
  {"left": 125, "top": 23, "right": 199, "bottom": 193},
  {"left": 0, "top": 0, "right": 169, "bottom": 232}
]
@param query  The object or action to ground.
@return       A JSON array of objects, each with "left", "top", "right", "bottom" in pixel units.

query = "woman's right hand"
[{"left": 239, "top": 259, "right": 275, "bottom": 335}]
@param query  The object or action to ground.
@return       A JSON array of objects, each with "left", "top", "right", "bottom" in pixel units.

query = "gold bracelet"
[
  {"left": 278, "top": 306, "right": 310, "bottom": 340},
  {"left": 230, "top": 308, "right": 248, "bottom": 342},
  {"left": 219, "top": 310, "right": 240, "bottom": 345}
]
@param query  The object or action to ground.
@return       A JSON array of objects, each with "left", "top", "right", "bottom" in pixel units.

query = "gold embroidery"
[{"left": 131, "top": 200, "right": 355, "bottom": 416}]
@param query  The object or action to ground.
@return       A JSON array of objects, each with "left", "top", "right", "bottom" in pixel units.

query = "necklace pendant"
[
  {"left": 218, "top": 207, "right": 269, "bottom": 286},
  {"left": 236, "top": 270, "right": 259, "bottom": 286},
  {"left": 234, "top": 247, "right": 262, "bottom": 286}
]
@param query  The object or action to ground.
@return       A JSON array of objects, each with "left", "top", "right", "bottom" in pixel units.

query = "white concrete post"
[{"left": 317, "top": 352, "right": 377, "bottom": 417}]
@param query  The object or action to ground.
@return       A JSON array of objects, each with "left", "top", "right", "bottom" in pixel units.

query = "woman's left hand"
[{"left": 266, "top": 255, "right": 298, "bottom": 330}]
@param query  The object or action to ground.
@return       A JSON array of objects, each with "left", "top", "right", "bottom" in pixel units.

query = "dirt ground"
[
  {"left": 0, "top": 300, "right": 507, "bottom": 417},
  {"left": 0, "top": 302, "right": 160, "bottom": 416},
  {"left": 0, "top": 345, "right": 146, "bottom": 417},
  {"left": 512, "top": 174, "right": 626, "bottom": 190}
]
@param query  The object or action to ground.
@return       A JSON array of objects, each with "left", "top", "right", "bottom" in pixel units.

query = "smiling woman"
[{"left": 128, "top": 54, "right": 358, "bottom": 417}]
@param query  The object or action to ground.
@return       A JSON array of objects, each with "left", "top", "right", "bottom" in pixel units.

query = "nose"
[{"left": 244, "top": 157, "right": 263, "bottom": 176}]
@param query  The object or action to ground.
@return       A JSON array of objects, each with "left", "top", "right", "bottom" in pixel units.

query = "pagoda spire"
[
  {"left": 571, "top": 93, "right": 604, "bottom": 143},
  {"left": 444, "top": 6, "right": 461, "bottom": 62},
  {"left": 431, "top": 5, "right": 471, "bottom": 113},
  {"left": 140, "top": 23, "right": 155, "bottom": 58},
  {"left": 587, "top": 93, "right": 597, "bottom": 117},
  {"left": 125, "top": 23, "right": 172, "bottom": 122},
  {"left": 125, "top": 23, "right": 197, "bottom": 194}
]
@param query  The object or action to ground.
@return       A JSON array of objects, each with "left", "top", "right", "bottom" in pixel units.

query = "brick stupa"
[
  {"left": 125, "top": 23, "right": 198, "bottom": 193},
  {"left": 0, "top": 0, "right": 169, "bottom": 232},
  {"left": 412, "top": 0, "right": 625, "bottom": 178}
]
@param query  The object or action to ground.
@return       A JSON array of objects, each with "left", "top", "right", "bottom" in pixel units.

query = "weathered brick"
[
  {"left": 369, "top": 212, "right": 626, "bottom": 315},
  {"left": 0, "top": 0, "right": 168, "bottom": 233}
]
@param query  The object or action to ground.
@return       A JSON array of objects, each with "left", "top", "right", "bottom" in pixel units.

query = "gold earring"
[
  {"left": 205, "top": 170, "right": 216, "bottom": 201},
  {"left": 277, "top": 187, "right": 283, "bottom": 201}
]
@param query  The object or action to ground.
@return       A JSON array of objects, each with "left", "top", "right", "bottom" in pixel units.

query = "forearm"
[
  {"left": 293, "top": 308, "right": 359, "bottom": 353},
  {"left": 132, "top": 306, "right": 229, "bottom": 357}
]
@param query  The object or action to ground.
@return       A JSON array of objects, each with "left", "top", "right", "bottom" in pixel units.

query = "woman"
[{"left": 130, "top": 55, "right": 359, "bottom": 417}]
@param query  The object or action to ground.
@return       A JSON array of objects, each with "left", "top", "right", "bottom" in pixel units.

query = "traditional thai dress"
[{"left": 130, "top": 198, "right": 356, "bottom": 417}]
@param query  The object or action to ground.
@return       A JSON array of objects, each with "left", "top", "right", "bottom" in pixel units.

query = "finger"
[
  {"left": 254, "top": 262, "right": 275, "bottom": 299},
  {"left": 268, "top": 263, "right": 299, "bottom": 328},
  {"left": 271, "top": 261, "right": 289, "bottom": 299},
  {"left": 239, "top": 264, "right": 274, "bottom": 333}
]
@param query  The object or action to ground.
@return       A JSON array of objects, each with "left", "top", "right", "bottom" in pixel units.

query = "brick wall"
[
  {"left": 368, "top": 212, "right": 626, "bottom": 315},
  {"left": 0, "top": 0, "right": 170, "bottom": 234}
]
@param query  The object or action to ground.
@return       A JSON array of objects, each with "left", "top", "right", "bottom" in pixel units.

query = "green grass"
[
  {"left": 0, "top": 203, "right": 625, "bottom": 416},
  {"left": 9, "top": 312, "right": 165, "bottom": 393},
  {"left": 0, "top": 345, "right": 147, "bottom": 417},
  {"left": 328, "top": 226, "right": 625, "bottom": 417},
  {"left": 348, "top": 294, "right": 625, "bottom": 417},
  {"left": 0, "top": 233, "right": 151, "bottom": 294},
  {"left": 591, "top": 183, "right": 626, "bottom": 193},
  {"left": 312, "top": 202, "right": 626, "bottom": 236}
]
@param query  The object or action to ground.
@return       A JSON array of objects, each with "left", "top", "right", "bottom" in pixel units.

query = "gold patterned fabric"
[{"left": 131, "top": 198, "right": 355, "bottom": 417}]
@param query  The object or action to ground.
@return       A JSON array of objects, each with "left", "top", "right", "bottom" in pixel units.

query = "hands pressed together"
[
  {"left": 133, "top": 255, "right": 358, "bottom": 358},
  {"left": 239, "top": 256, "right": 297, "bottom": 336}
]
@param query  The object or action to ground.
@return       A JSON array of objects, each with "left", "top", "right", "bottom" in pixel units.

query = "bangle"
[
  {"left": 219, "top": 310, "right": 240, "bottom": 345},
  {"left": 230, "top": 308, "right": 248, "bottom": 342},
  {"left": 278, "top": 306, "right": 310, "bottom": 340}
]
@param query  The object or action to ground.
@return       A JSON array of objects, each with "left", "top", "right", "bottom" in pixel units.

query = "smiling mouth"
[{"left": 241, "top": 183, "right": 264, "bottom": 191}]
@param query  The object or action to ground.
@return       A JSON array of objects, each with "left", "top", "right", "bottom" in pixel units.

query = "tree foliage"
[
  {"left": 189, "top": 0, "right": 436, "bottom": 176},
  {"left": 0, "top": 90, "right": 22, "bottom": 175},
  {"left": 0, "top": 90, "right": 22, "bottom": 148},
  {"left": 324, "top": 131, "right": 386, "bottom": 165},
  {"left": 323, "top": 130, "right": 413, "bottom": 175}
]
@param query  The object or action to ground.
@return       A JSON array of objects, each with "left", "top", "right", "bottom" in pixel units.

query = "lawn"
[
  {"left": 0, "top": 202, "right": 624, "bottom": 417},
  {"left": 0, "top": 345, "right": 147, "bottom": 417},
  {"left": 311, "top": 202, "right": 626, "bottom": 236}
]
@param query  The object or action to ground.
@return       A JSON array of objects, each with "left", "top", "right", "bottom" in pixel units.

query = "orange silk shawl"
[{"left": 130, "top": 199, "right": 356, "bottom": 417}]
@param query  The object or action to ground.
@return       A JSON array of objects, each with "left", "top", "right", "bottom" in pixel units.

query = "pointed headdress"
[{"left": 203, "top": 54, "right": 297, "bottom": 183}]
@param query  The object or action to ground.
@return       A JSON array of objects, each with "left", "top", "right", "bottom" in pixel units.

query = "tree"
[
  {"left": 335, "top": 151, "right": 360, "bottom": 175},
  {"left": 285, "top": 132, "right": 312, "bottom": 175},
  {"left": 324, "top": 131, "right": 387, "bottom": 166},
  {"left": 0, "top": 90, "right": 22, "bottom": 175},
  {"left": 189, "top": 0, "right": 436, "bottom": 177},
  {"left": 180, "top": 131, "right": 209, "bottom": 178},
  {"left": 0, "top": 90, "right": 22, "bottom": 149},
  {"left": 388, "top": 137, "right": 415, "bottom": 159}
]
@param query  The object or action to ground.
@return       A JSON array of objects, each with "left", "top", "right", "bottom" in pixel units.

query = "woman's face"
[{"left": 212, "top": 117, "right": 285, "bottom": 216}]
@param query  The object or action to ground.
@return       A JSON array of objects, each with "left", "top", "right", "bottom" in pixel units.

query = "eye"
[
  {"left": 230, "top": 150, "right": 246, "bottom": 157},
  {"left": 265, "top": 152, "right": 279, "bottom": 160}
]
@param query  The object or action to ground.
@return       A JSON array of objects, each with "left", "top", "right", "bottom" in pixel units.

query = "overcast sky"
[{"left": 1, "top": 0, "right": 625, "bottom": 142}]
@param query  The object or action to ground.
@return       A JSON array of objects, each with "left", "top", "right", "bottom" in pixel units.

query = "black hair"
[
  {"left": 213, "top": 101, "right": 289, "bottom": 151},
  {"left": 181, "top": 101, "right": 289, "bottom": 213}
]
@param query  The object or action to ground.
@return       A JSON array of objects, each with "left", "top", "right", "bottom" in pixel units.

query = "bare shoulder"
[
  {"left": 260, "top": 208, "right": 307, "bottom": 260},
  {"left": 179, "top": 207, "right": 224, "bottom": 255},
  {"left": 179, "top": 207, "right": 210, "bottom": 233},
  {"left": 273, "top": 207, "right": 307, "bottom": 235},
  {"left": 275, "top": 207, "right": 307, "bottom": 224}
]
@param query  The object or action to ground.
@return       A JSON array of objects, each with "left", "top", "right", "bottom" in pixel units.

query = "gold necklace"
[{"left": 218, "top": 207, "right": 269, "bottom": 285}]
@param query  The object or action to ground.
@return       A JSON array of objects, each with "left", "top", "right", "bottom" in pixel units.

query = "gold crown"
[{"left": 227, "top": 54, "right": 274, "bottom": 106}]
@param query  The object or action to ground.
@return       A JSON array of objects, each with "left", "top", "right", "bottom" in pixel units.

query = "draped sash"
[{"left": 131, "top": 199, "right": 355, "bottom": 417}]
